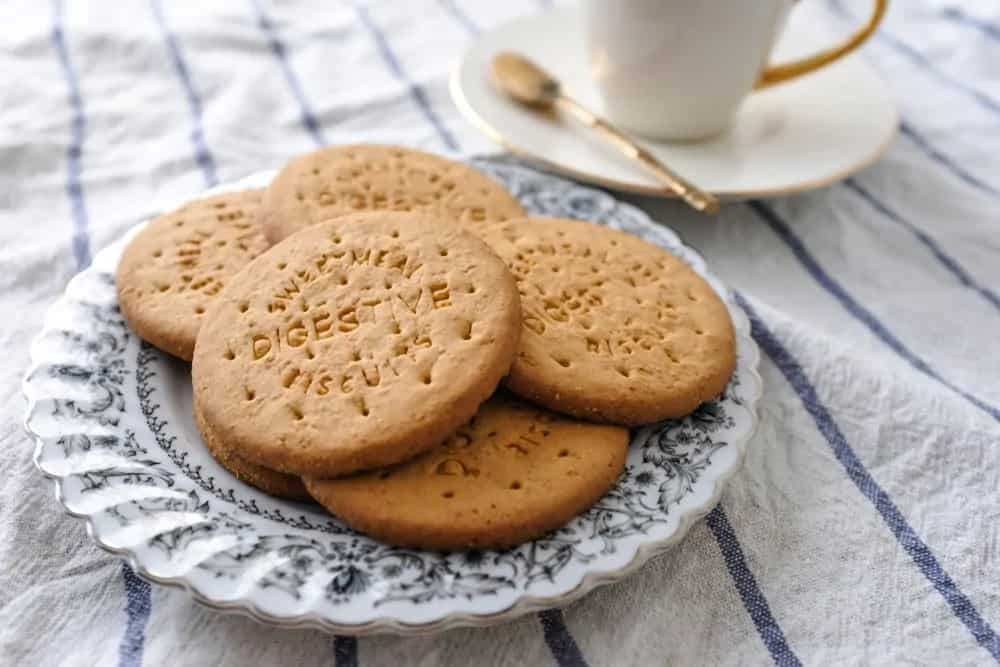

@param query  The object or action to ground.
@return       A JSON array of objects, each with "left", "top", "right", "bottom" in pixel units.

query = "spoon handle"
[{"left": 554, "top": 95, "right": 720, "bottom": 214}]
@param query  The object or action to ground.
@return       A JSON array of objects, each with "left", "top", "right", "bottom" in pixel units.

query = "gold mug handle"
[{"left": 756, "top": 0, "right": 888, "bottom": 88}]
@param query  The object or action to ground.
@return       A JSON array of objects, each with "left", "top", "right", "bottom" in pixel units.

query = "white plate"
[
  {"left": 23, "top": 159, "right": 762, "bottom": 635},
  {"left": 452, "top": 7, "right": 898, "bottom": 199}
]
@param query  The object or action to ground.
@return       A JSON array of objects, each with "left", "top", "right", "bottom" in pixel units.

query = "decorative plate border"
[{"left": 23, "top": 159, "right": 762, "bottom": 635}]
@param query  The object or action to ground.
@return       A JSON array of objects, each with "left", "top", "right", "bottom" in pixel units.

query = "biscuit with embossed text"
[
  {"left": 259, "top": 144, "right": 525, "bottom": 244},
  {"left": 304, "top": 393, "right": 628, "bottom": 550},
  {"left": 480, "top": 217, "right": 736, "bottom": 425},
  {"left": 116, "top": 190, "right": 269, "bottom": 361},
  {"left": 192, "top": 212, "right": 521, "bottom": 478}
]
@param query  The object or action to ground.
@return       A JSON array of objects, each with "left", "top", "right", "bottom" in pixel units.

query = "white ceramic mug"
[{"left": 581, "top": 0, "right": 887, "bottom": 141}]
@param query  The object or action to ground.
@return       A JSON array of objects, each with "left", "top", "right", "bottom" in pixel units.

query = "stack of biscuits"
[{"left": 115, "top": 145, "right": 736, "bottom": 551}]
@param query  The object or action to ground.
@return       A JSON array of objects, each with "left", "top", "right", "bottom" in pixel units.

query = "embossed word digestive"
[{"left": 246, "top": 233, "right": 460, "bottom": 400}]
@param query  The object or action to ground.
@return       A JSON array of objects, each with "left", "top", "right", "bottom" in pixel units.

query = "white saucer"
[{"left": 451, "top": 7, "right": 898, "bottom": 199}]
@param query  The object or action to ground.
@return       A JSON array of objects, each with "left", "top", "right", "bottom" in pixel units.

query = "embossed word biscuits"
[
  {"left": 192, "top": 212, "right": 522, "bottom": 478},
  {"left": 480, "top": 218, "right": 736, "bottom": 425},
  {"left": 116, "top": 190, "right": 269, "bottom": 361},
  {"left": 304, "top": 393, "right": 628, "bottom": 550},
  {"left": 193, "top": 401, "right": 310, "bottom": 501},
  {"left": 259, "top": 144, "right": 525, "bottom": 244}
]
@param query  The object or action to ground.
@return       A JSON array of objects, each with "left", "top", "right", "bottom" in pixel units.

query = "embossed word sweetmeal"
[{"left": 26, "top": 157, "right": 761, "bottom": 633}]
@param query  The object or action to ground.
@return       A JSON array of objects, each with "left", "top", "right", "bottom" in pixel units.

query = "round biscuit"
[
  {"left": 259, "top": 144, "right": 525, "bottom": 244},
  {"left": 304, "top": 393, "right": 628, "bottom": 550},
  {"left": 479, "top": 217, "right": 736, "bottom": 424},
  {"left": 192, "top": 212, "right": 522, "bottom": 477},
  {"left": 116, "top": 190, "right": 269, "bottom": 360}
]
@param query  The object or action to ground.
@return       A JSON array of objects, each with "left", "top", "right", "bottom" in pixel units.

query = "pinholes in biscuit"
[{"left": 480, "top": 217, "right": 737, "bottom": 425}]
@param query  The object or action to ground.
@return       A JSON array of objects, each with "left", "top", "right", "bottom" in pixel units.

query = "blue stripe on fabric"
[
  {"left": 748, "top": 201, "right": 1000, "bottom": 423},
  {"left": 352, "top": 3, "right": 459, "bottom": 152},
  {"left": 52, "top": 5, "right": 152, "bottom": 662},
  {"left": 828, "top": 2, "right": 1000, "bottom": 196},
  {"left": 538, "top": 609, "right": 589, "bottom": 667},
  {"left": 150, "top": 0, "right": 219, "bottom": 187},
  {"left": 248, "top": 0, "right": 326, "bottom": 147},
  {"left": 707, "top": 506, "right": 802, "bottom": 667},
  {"left": 51, "top": 0, "right": 91, "bottom": 270},
  {"left": 942, "top": 7, "right": 1000, "bottom": 42},
  {"left": 118, "top": 562, "right": 153, "bottom": 667},
  {"left": 828, "top": 0, "right": 1000, "bottom": 115},
  {"left": 899, "top": 122, "right": 1000, "bottom": 198},
  {"left": 844, "top": 179, "right": 1000, "bottom": 312},
  {"left": 440, "top": 0, "right": 480, "bottom": 35},
  {"left": 332, "top": 635, "right": 358, "bottom": 667},
  {"left": 735, "top": 292, "right": 1000, "bottom": 663}
]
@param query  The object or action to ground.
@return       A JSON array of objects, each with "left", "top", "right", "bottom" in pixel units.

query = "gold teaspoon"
[{"left": 491, "top": 52, "right": 720, "bottom": 215}]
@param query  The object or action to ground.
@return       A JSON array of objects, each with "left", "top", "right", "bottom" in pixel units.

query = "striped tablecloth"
[{"left": 3, "top": 1, "right": 999, "bottom": 664}]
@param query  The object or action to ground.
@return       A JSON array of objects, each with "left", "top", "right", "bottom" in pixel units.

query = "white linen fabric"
[{"left": 2, "top": 0, "right": 999, "bottom": 665}]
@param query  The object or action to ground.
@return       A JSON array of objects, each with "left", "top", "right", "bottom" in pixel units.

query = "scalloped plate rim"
[{"left": 23, "top": 159, "right": 763, "bottom": 635}]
